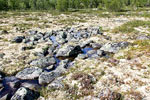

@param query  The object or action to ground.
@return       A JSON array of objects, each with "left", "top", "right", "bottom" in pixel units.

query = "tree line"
[{"left": 0, "top": 0, "right": 150, "bottom": 11}]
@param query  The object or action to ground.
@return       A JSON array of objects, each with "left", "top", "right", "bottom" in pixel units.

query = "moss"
[{"left": 112, "top": 20, "right": 150, "bottom": 34}]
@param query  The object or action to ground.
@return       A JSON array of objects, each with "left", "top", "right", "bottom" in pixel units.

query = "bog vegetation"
[{"left": 0, "top": 0, "right": 150, "bottom": 12}]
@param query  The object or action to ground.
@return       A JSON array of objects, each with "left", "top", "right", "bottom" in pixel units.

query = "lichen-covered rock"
[
  {"left": 10, "top": 87, "right": 40, "bottom": 100},
  {"left": 39, "top": 72, "right": 59, "bottom": 85},
  {"left": 30, "top": 57, "right": 56, "bottom": 68},
  {"left": 55, "top": 59, "right": 69, "bottom": 73},
  {"left": 16, "top": 67, "right": 43, "bottom": 80},
  {"left": 100, "top": 42, "right": 128, "bottom": 53}
]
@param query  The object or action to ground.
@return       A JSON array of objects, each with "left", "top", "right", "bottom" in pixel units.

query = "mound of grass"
[{"left": 112, "top": 20, "right": 150, "bottom": 34}]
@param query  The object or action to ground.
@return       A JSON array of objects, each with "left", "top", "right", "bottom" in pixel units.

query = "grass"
[
  {"left": 13, "top": 23, "right": 33, "bottom": 29},
  {"left": 25, "top": 17, "right": 40, "bottom": 21},
  {"left": 117, "top": 40, "right": 150, "bottom": 59},
  {"left": 112, "top": 20, "right": 150, "bottom": 34}
]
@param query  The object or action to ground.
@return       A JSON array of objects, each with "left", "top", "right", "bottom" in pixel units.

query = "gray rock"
[
  {"left": 0, "top": 53, "right": 5, "bottom": 59},
  {"left": 11, "top": 87, "right": 39, "bottom": 100},
  {"left": 47, "top": 78, "right": 64, "bottom": 90},
  {"left": 90, "top": 43, "right": 102, "bottom": 49},
  {"left": 39, "top": 71, "right": 59, "bottom": 85},
  {"left": 97, "top": 50, "right": 106, "bottom": 56},
  {"left": 56, "top": 45, "right": 82, "bottom": 57},
  {"left": 87, "top": 50, "right": 97, "bottom": 55},
  {"left": 55, "top": 59, "right": 69, "bottom": 73},
  {"left": 12, "top": 36, "right": 25, "bottom": 43},
  {"left": 80, "top": 40, "right": 94, "bottom": 48},
  {"left": 137, "top": 35, "right": 150, "bottom": 40},
  {"left": 0, "top": 74, "right": 3, "bottom": 89},
  {"left": 0, "top": 94, "right": 9, "bottom": 100},
  {"left": 100, "top": 42, "right": 129, "bottom": 53},
  {"left": 21, "top": 82, "right": 41, "bottom": 91},
  {"left": 28, "top": 30, "right": 38, "bottom": 35},
  {"left": 30, "top": 57, "right": 56, "bottom": 68},
  {"left": 77, "top": 54, "right": 88, "bottom": 59},
  {"left": 88, "top": 27, "right": 101, "bottom": 35},
  {"left": 4, "top": 77, "right": 20, "bottom": 89},
  {"left": 16, "top": 67, "right": 43, "bottom": 80},
  {"left": 90, "top": 54, "right": 99, "bottom": 58}
]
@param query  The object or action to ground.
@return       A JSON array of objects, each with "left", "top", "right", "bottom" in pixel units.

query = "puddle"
[{"left": 82, "top": 47, "right": 93, "bottom": 54}]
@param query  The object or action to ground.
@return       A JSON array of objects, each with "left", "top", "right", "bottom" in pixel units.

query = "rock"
[
  {"left": 56, "top": 45, "right": 82, "bottom": 57},
  {"left": 12, "top": 36, "right": 25, "bottom": 43},
  {"left": 90, "top": 43, "right": 102, "bottom": 49},
  {"left": 89, "top": 27, "right": 101, "bottom": 35},
  {"left": 118, "top": 41, "right": 129, "bottom": 48},
  {"left": 0, "top": 30, "right": 8, "bottom": 34},
  {"left": 28, "top": 30, "right": 38, "bottom": 35},
  {"left": 69, "top": 45, "right": 83, "bottom": 57},
  {"left": 80, "top": 40, "right": 94, "bottom": 48},
  {"left": 47, "top": 77, "right": 64, "bottom": 90},
  {"left": 98, "top": 89, "right": 122, "bottom": 100},
  {"left": 0, "top": 74, "right": 3, "bottom": 89},
  {"left": 136, "top": 35, "right": 150, "bottom": 40},
  {"left": 0, "top": 94, "right": 9, "bottom": 100},
  {"left": 21, "top": 81, "right": 41, "bottom": 91},
  {"left": 97, "top": 50, "right": 106, "bottom": 56},
  {"left": 77, "top": 54, "right": 88, "bottom": 59},
  {"left": 87, "top": 50, "right": 97, "bottom": 56},
  {"left": 3, "top": 76, "right": 21, "bottom": 89},
  {"left": 30, "top": 57, "right": 56, "bottom": 68},
  {"left": 16, "top": 67, "right": 43, "bottom": 80},
  {"left": 55, "top": 59, "right": 69, "bottom": 73},
  {"left": 90, "top": 54, "right": 99, "bottom": 58},
  {"left": 10, "top": 87, "right": 40, "bottom": 100},
  {"left": 39, "top": 71, "right": 59, "bottom": 85},
  {"left": 100, "top": 42, "right": 128, "bottom": 53},
  {"left": 0, "top": 53, "right": 5, "bottom": 59}
]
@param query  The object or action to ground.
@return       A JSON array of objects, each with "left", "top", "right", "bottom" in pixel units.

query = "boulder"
[
  {"left": 0, "top": 53, "right": 5, "bottom": 59},
  {"left": 90, "top": 43, "right": 102, "bottom": 49},
  {"left": 56, "top": 45, "right": 82, "bottom": 57},
  {"left": 77, "top": 54, "right": 88, "bottom": 59},
  {"left": 38, "top": 71, "right": 59, "bottom": 85},
  {"left": 97, "top": 50, "right": 106, "bottom": 57},
  {"left": 100, "top": 42, "right": 129, "bottom": 53},
  {"left": 10, "top": 87, "right": 39, "bottom": 100},
  {"left": 47, "top": 78, "right": 64, "bottom": 90},
  {"left": 30, "top": 57, "right": 56, "bottom": 68},
  {"left": 136, "top": 35, "right": 150, "bottom": 40},
  {"left": 12, "top": 36, "right": 25, "bottom": 43},
  {"left": 16, "top": 67, "right": 43, "bottom": 80},
  {"left": 55, "top": 59, "right": 69, "bottom": 73}
]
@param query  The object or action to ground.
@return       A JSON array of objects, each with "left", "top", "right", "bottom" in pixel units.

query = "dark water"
[{"left": 0, "top": 76, "right": 41, "bottom": 99}]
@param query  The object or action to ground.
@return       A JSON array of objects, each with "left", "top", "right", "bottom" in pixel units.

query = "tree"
[
  {"left": 56, "top": 0, "right": 69, "bottom": 11},
  {"left": 105, "top": 0, "right": 123, "bottom": 12},
  {"left": 0, "top": 0, "right": 8, "bottom": 10}
]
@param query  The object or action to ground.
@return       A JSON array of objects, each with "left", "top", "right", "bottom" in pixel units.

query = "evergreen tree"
[{"left": 56, "top": 0, "right": 68, "bottom": 11}]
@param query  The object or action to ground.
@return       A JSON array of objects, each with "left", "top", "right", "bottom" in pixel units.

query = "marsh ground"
[{"left": 1, "top": 9, "right": 150, "bottom": 100}]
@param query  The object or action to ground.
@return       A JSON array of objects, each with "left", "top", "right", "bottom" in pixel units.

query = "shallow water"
[{"left": 82, "top": 47, "right": 93, "bottom": 54}]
